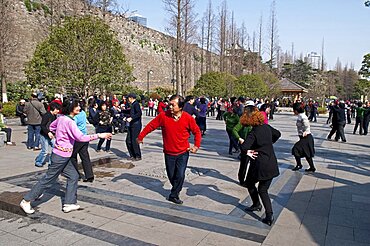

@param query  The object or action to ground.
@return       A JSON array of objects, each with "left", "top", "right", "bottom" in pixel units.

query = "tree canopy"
[
  {"left": 234, "top": 74, "right": 269, "bottom": 99},
  {"left": 281, "top": 60, "right": 314, "bottom": 87},
  {"left": 25, "top": 16, "right": 134, "bottom": 97},
  {"left": 359, "top": 53, "right": 370, "bottom": 78},
  {"left": 192, "top": 72, "right": 236, "bottom": 97}
]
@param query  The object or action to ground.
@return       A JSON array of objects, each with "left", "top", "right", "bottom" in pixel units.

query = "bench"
[{"left": 0, "top": 131, "right": 6, "bottom": 147}]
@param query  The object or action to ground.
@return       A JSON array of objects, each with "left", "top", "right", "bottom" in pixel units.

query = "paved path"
[{"left": 0, "top": 112, "right": 369, "bottom": 245}]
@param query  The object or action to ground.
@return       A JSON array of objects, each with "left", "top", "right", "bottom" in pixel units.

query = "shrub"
[
  {"left": 318, "top": 107, "right": 328, "bottom": 115},
  {"left": 2, "top": 102, "right": 17, "bottom": 117},
  {"left": 32, "top": 1, "right": 42, "bottom": 11},
  {"left": 24, "top": 0, "right": 32, "bottom": 12}
]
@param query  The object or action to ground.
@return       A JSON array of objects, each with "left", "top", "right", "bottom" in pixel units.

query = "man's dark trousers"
[
  {"left": 126, "top": 125, "right": 141, "bottom": 158},
  {"left": 164, "top": 152, "right": 189, "bottom": 199},
  {"left": 70, "top": 141, "right": 93, "bottom": 179}
]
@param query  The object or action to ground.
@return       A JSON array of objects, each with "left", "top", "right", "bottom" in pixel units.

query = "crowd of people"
[{"left": 0, "top": 91, "right": 367, "bottom": 227}]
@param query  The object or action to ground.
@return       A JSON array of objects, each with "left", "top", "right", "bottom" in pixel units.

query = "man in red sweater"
[{"left": 137, "top": 95, "right": 202, "bottom": 204}]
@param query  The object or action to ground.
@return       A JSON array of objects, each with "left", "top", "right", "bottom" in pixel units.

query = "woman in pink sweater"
[{"left": 20, "top": 100, "right": 112, "bottom": 214}]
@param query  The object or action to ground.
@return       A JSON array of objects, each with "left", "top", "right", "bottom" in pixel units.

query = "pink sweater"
[{"left": 50, "top": 115, "right": 98, "bottom": 157}]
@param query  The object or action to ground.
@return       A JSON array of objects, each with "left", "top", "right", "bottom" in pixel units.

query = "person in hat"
[{"left": 126, "top": 93, "right": 143, "bottom": 161}]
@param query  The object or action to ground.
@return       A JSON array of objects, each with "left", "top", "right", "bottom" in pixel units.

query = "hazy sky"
[{"left": 121, "top": 0, "right": 370, "bottom": 70}]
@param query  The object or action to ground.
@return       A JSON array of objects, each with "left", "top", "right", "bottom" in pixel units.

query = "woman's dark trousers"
[
  {"left": 246, "top": 177, "right": 273, "bottom": 215},
  {"left": 71, "top": 141, "right": 93, "bottom": 179},
  {"left": 353, "top": 116, "right": 363, "bottom": 135}
]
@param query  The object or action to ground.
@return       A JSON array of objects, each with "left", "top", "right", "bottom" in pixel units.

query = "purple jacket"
[{"left": 50, "top": 115, "right": 98, "bottom": 157}]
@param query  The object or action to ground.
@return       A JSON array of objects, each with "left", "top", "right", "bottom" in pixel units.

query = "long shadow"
[
  {"left": 187, "top": 166, "right": 238, "bottom": 185},
  {"left": 111, "top": 173, "right": 168, "bottom": 198}
]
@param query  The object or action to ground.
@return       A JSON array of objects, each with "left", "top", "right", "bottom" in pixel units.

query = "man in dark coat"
[{"left": 126, "top": 93, "right": 142, "bottom": 161}]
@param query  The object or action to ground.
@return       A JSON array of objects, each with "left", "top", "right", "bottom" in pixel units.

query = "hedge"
[{"left": 1, "top": 102, "right": 17, "bottom": 117}]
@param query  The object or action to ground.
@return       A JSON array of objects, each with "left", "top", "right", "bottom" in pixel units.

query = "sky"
[{"left": 120, "top": 0, "right": 370, "bottom": 70}]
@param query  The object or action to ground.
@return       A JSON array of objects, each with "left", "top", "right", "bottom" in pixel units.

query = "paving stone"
[
  {"left": 70, "top": 237, "right": 116, "bottom": 246},
  {"left": 325, "top": 236, "right": 370, "bottom": 246},
  {"left": 0, "top": 233, "right": 31, "bottom": 245},
  {"left": 12, "top": 222, "right": 59, "bottom": 241},
  {"left": 300, "top": 214, "right": 328, "bottom": 235},
  {"left": 33, "top": 228, "right": 86, "bottom": 246},
  {"left": 326, "top": 224, "right": 354, "bottom": 241},
  {"left": 116, "top": 212, "right": 166, "bottom": 229},
  {"left": 200, "top": 232, "right": 260, "bottom": 246},
  {"left": 263, "top": 224, "right": 299, "bottom": 246}
]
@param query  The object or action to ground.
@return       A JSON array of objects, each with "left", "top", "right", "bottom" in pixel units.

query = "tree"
[
  {"left": 234, "top": 74, "right": 268, "bottom": 98},
  {"left": 359, "top": 53, "right": 370, "bottom": 78},
  {"left": 267, "top": 0, "right": 279, "bottom": 70},
  {"left": 25, "top": 16, "right": 134, "bottom": 98},
  {"left": 192, "top": 71, "right": 235, "bottom": 97},
  {"left": 353, "top": 79, "right": 370, "bottom": 99},
  {"left": 281, "top": 60, "right": 314, "bottom": 87}
]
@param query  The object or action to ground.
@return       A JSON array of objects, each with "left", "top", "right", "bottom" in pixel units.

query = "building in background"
[
  {"left": 128, "top": 14, "right": 147, "bottom": 27},
  {"left": 305, "top": 52, "right": 321, "bottom": 69}
]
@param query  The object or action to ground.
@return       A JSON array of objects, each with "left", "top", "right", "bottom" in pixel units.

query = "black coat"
[
  {"left": 240, "top": 124, "right": 281, "bottom": 181},
  {"left": 129, "top": 100, "right": 142, "bottom": 127}
]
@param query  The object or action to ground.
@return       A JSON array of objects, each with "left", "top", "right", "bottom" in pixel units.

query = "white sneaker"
[
  {"left": 62, "top": 204, "right": 81, "bottom": 213},
  {"left": 20, "top": 199, "right": 35, "bottom": 214}
]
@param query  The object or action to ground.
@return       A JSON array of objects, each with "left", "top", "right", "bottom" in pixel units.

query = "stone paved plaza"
[{"left": 0, "top": 112, "right": 369, "bottom": 246}]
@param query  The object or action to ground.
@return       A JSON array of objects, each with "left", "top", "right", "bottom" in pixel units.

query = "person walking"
[
  {"left": 70, "top": 104, "right": 95, "bottom": 182},
  {"left": 34, "top": 102, "right": 61, "bottom": 167},
  {"left": 292, "top": 102, "right": 316, "bottom": 172},
  {"left": 196, "top": 98, "right": 207, "bottom": 136},
  {"left": 20, "top": 100, "right": 111, "bottom": 214},
  {"left": 353, "top": 102, "right": 365, "bottom": 135},
  {"left": 95, "top": 102, "right": 113, "bottom": 152},
  {"left": 183, "top": 96, "right": 199, "bottom": 117},
  {"left": 239, "top": 107, "right": 281, "bottom": 226},
  {"left": 23, "top": 93, "right": 46, "bottom": 150},
  {"left": 362, "top": 101, "right": 370, "bottom": 135},
  {"left": 137, "top": 95, "right": 201, "bottom": 204},
  {"left": 223, "top": 106, "right": 240, "bottom": 155},
  {"left": 148, "top": 98, "right": 155, "bottom": 117},
  {"left": 328, "top": 102, "right": 346, "bottom": 142},
  {"left": 126, "top": 93, "right": 142, "bottom": 161}
]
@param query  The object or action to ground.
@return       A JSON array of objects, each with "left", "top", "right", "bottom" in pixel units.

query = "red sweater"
[{"left": 138, "top": 111, "right": 202, "bottom": 155}]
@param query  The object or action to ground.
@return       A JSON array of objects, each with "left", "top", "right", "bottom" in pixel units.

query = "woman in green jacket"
[{"left": 224, "top": 106, "right": 240, "bottom": 155}]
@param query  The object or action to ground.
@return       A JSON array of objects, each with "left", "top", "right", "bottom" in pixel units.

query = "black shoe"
[
  {"left": 245, "top": 204, "right": 262, "bottom": 212},
  {"left": 305, "top": 168, "right": 316, "bottom": 173},
  {"left": 292, "top": 165, "right": 302, "bottom": 171},
  {"left": 262, "top": 215, "right": 274, "bottom": 226},
  {"left": 168, "top": 197, "right": 183, "bottom": 205},
  {"left": 83, "top": 177, "right": 94, "bottom": 183},
  {"left": 134, "top": 157, "right": 142, "bottom": 161}
]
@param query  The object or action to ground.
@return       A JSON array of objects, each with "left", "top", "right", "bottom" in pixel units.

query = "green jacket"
[
  {"left": 356, "top": 107, "right": 366, "bottom": 118},
  {"left": 232, "top": 122, "right": 252, "bottom": 140},
  {"left": 223, "top": 112, "right": 240, "bottom": 131}
]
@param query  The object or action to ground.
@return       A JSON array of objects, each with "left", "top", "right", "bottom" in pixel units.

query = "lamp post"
[{"left": 147, "top": 70, "right": 153, "bottom": 96}]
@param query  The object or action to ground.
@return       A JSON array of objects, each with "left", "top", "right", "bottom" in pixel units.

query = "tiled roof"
[{"left": 280, "top": 78, "right": 308, "bottom": 92}]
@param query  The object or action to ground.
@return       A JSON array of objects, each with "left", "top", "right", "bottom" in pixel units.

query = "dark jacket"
[
  {"left": 23, "top": 98, "right": 46, "bottom": 125},
  {"left": 129, "top": 100, "right": 142, "bottom": 127},
  {"left": 40, "top": 112, "right": 57, "bottom": 137},
  {"left": 183, "top": 102, "right": 199, "bottom": 117},
  {"left": 16, "top": 104, "right": 25, "bottom": 116},
  {"left": 332, "top": 105, "right": 346, "bottom": 123},
  {"left": 240, "top": 124, "right": 281, "bottom": 180}
]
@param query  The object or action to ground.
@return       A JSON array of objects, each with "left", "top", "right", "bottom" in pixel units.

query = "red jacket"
[
  {"left": 157, "top": 101, "right": 167, "bottom": 113},
  {"left": 138, "top": 111, "right": 201, "bottom": 155}
]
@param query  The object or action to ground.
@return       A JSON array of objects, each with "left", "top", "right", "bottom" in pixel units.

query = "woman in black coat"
[{"left": 240, "top": 107, "right": 281, "bottom": 226}]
